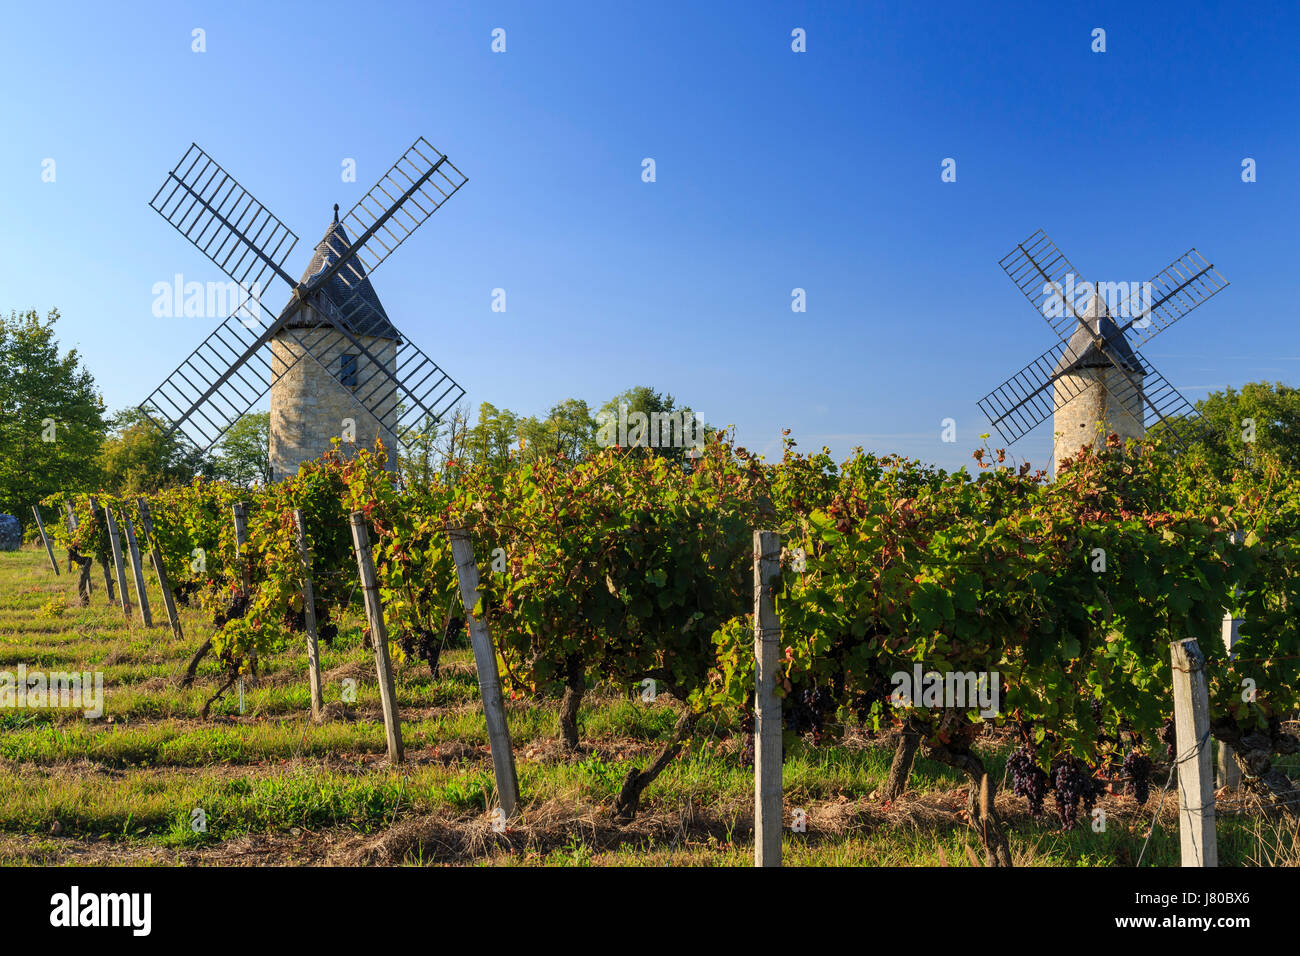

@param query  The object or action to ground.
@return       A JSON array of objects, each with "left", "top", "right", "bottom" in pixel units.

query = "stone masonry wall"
[
  {"left": 269, "top": 329, "right": 398, "bottom": 482},
  {"left": 1052, "top": 367, "right": 1145, "bottom": 476}
]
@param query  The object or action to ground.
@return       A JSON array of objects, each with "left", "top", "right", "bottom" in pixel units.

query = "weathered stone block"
[{"left": 0, "top": 514, "right": 21, "bottom": 551}]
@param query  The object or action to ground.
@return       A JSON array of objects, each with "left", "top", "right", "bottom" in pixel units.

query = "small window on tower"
[{"left": 340, "top": 354, "right": 359, "bottom": 389}]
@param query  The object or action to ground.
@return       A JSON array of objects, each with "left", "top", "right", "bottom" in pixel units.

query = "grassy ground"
[{"left": 0, "top": 544, "right": 1294, "bottom": 866}]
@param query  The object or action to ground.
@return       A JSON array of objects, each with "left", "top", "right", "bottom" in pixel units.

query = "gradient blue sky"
[{"left": 2, "top": 0, "right": 1296, "bottom": 471}]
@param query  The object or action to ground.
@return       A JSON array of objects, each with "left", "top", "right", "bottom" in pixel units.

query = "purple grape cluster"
[
  {"left": 785, "top": 686, "right": 835, "bottom": 743},
  {"left": 211, "top": 587, "right": 249, "bottom": 627},
  {"left": 1160, "top": 717, "right": 1177, "bottom": 761},
  {"left": 1121, "top": 750, "right": 1152, "bottom": 806},
  {"left": 1007, "top": 746, "right": 1048, "bottom": 818},
  {"left": 739, "top": 710, "right": 755, "bottom": 768},
  {"left": 398, "top": 619, "right": 454, "bottom": 680},
  {"left": 1051, "top": 760, "right": 1101, "bottom": 830}
]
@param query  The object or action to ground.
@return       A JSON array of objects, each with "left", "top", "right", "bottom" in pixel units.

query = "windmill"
[
  {"left": 977, "top": 230, "right": 1228, "bottom": 474},
  {"left": 139, "top": 138, "right": 468, "bottom": 481}
]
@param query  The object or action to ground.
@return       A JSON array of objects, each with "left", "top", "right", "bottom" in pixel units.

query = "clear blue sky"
[{"left": 2, "top": 0, "right": 1296, "bottom": 471}]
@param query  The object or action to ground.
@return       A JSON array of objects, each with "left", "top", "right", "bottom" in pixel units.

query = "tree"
[
  {"left": 0, "top": 309, "right": 105, "bottom": 528},
  {"left": 98, "top": 408, "right": 209, "bottom": 493},
  {"left": 213, "top": 412, "right": 270, "bottom": 487},
  {"left": 1191, "top": 381, "right": 1300, "bottom": 471},
  {"left": 465, "top": 402, "right": 519, "bottom": 467},
  {"left": 518, "top": 398, "right": 596, "bottom": 462},
  {"left": 398, "top": 405, "right": 469, "bottom": 486},
  {"left": 596, "top": 385, "right": 709, "bottom": 461}
]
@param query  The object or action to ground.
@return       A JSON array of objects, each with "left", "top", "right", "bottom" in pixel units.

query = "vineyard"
[{"left": 6, "top": 434, "right": 1300, "bottom": 866}]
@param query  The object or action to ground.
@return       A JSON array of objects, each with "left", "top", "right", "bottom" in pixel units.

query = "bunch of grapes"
[
  {"left": 1007, "top": 746, "right": 1048, "bottom": 818},
  {"left": 785, "top": 686, "right": 835, "bottom": 743},
  {"left": 317, "top": 606, "right": 338, "bottom": 646},
  {"left": 172, "top": 581, "right": 201, "bottom": 607},
  {"left": 211, "top": 587, "right": 249, "bottom": 627},
  {"left": 850, "top": 670, "right": 892, "bottom": 725},
  {"left": 1051, "top": 759, "right": 1101, "bottom": 830},
  {"left": 279, "top": 602, "right": 336, "bottom": 642},
  {"left": 397, "top": 625, "right": 443, "bottom": 679},
  {"left": 739, "top": 710, "right": 755, "bottom": 768},
  {"left": 1160, "top": 717, "right": 1177, "bottom": 761},
  {"left": 1121, "top": 750, "right": 1152, "bottom": 806}
]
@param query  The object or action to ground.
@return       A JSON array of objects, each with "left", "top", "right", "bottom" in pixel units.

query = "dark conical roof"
[
  {"left": 283, "top": 210, "right": 401, "bottom": 341},
  {"left": 1052, "top": 293, "right": 1142, "bottom": 374}
]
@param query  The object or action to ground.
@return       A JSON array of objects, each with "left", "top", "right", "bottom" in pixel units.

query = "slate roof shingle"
[{"left": 282, "top": 208, "right": 401, "bottom": 341}]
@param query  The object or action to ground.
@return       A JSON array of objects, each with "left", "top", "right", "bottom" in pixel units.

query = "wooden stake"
[
  {"left": 87, "top": 497, "right": 115, "bottom": 604},
  {"left": 102, "top": 504, "right": 132, "bottom": 621},
  {"left": 349, "top": 512, "right": 403, "bottom": 763},
  {"left": 232, "top": 503, "right": 252, "bottom": 591},
  {"left": 137, "top": 499, "right": 183, "bottom": 640},
  {"left": 31, "top": 506, "right": 59, "bottom": 575},
  {"left": 753, "top": 530, "right": 783, "bottom": 868},
  {"left": 231, "top": 502, "right": 257, "bottom": 681},
  {"left": 121, "top": 513, "right": 154, "bottom": 628},
  {"left": 1171, "top": 638, "right": 1217, "bottom": 867},
  {"left": 447, "top": 525, "right": 520, "bottom": 820},
  {"left": 1216, "top": 613, "right": 1241, "bottom": 789},
  {"left": 294, "top": 510, "right": 325, "bottom": 722},
  {"left": 63, "top": 501, "right": 77, "bottom": 575}
]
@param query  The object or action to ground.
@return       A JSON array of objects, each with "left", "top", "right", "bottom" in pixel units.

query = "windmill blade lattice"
[
  {"left": 276, "top": 295, "right": 466, "bottom": 438},
  {"left": 977, "top": 339, "right": 1072, "bottom": 445},
  {"left": 139, "top": 302, "right": 287, "bottom": 450},
  {"left": 1105, "top": 354, "right": 1207, "bottom": 444},
  {"left": 1114, "top": 249, "right": 1229, "bottom": 346},
  {"left": 150, "top": 144, "right": 300, "bottom": 296},
  {"left": 315, "top": 138, "right": 467, "bottom": 293},
  {"left": 978, "top": 330, "right": 1207, "bottom": 447},
  {"left": 999, "top": 229, "right": 1091, "bottom": 343}
]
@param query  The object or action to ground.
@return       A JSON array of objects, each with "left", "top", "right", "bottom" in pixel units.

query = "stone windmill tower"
[
  {"left": 1050, "top": 292, "right": 1145, "bottom": 470},
  {"left": 978, "top": 230, "right": 1229, "bottom": 476},
  {"left": 269, "top": 207, "right": 401, "bottom": 482},
  {"left": 138, "top": 138, "right": 469, "bottom": 482}
]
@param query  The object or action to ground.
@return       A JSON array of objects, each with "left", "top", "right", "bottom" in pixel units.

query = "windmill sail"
[
  {"left": 312, "top": 138, "right": 467, "bottom": 293},
  {"left": 139, "top": 137, "right": 468, "bottom": 461},
  {"left": 1114, "top": 249, "right": 1229, "bottom": 348},
  {"left": 149, "top": 144, "right": 299, "bottom": 296}
]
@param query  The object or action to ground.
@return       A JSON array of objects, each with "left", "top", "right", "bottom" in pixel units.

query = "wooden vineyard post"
[
  {"left": 102, "top": 504, "right": 132, "bottom": 621},
  {"left": 87, "top": 496, "right": 116, "bottom": 604},
  {"left": 753, "top": 530, "right": 783, "bottom": 868},
  {"left": 349, "top": 513, "right": 403, "bottom": 763},
  {"left": 121, "top": 513, "right": 154, "bottom": 628},
  {"left": 232, "top": 503, "right": 257, "bottom": 681},
  {"left": 137, "top": 499, "right": 182, "bottom": 640},
  {"left": 1171, "top": 638, "right": 1217, "bottom": 867},
  {"left": 447, "top": 525, "right": 520, "bottom": 820},
  {"left": 31, "top": 506, "right": 59, "bottom": 575},
  {"left": 293, "top": 510, "right": 325, "bottom": 722},
  {"left": 62, "top": 501, "right": 77, "bottom": 575},
  {"left": 64, "top": 500, "right": 92, "bottom": 603},
  {"left": 232, "top": 503, "right": 252, "bottom": 592},
  {"left": 1217, "top": 613, "right": 1241, "bottom": 790}
]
